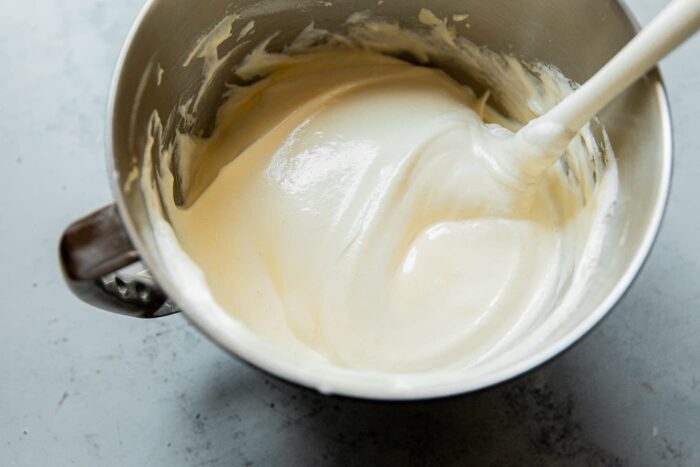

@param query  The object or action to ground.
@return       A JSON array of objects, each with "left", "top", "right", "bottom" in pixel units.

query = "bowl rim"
[{"left": 106, "top": 0, "right": 673, "bottom": 400}]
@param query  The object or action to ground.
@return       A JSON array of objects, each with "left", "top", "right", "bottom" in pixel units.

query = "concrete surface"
[{"left": 1, "top": 0, "right": 699, "bottom": 465}]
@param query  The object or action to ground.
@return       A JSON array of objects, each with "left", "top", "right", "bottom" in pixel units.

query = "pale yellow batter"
[{"left": 157, "top": 50, "right": 608, "bottom": 372}]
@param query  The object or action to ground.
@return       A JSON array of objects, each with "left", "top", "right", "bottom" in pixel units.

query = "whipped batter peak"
[{"left": 149, "top": 46, "right": 617, "bottom": 373}]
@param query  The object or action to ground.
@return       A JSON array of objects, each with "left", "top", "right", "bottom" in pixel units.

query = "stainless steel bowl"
[{"left": 60, "top": 0, "right": 671, "bottom": 399}]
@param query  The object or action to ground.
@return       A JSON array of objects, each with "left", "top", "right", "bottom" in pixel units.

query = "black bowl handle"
[{"left": 59, "top": 204, "right": 179, "bottom": 318}]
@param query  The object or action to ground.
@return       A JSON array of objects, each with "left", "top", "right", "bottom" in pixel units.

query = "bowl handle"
[{"left": 59, "top": 204, "right": 179, "bottom": 318}]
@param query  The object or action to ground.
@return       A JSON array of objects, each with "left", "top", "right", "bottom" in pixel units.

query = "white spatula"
[{"left": 516, "top": 0, "right": 700, "bottom": 174}]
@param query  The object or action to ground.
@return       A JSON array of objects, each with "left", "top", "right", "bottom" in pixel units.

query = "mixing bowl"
[{"left": 60, "top": 0, "right": 671, "bottom": 399}]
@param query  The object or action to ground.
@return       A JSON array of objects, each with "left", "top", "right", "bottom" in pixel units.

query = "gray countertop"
[{"left": 1, "top": 0, "right": 699, "bottom": 465}]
